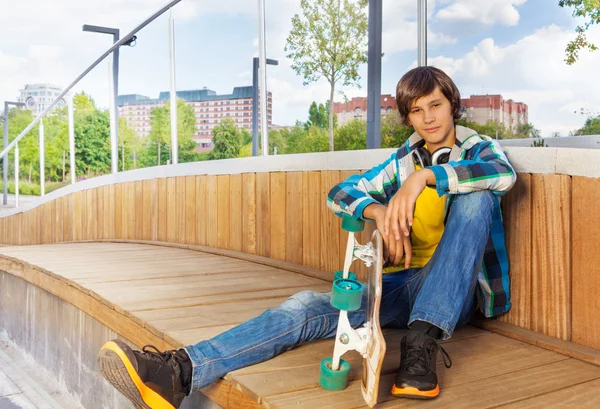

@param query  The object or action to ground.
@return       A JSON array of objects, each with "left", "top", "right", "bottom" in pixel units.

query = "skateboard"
[{"left": 319, "top": 215, "right": 386, "bottom": 408}]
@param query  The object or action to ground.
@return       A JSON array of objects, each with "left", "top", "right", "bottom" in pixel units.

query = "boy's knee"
[
  {"left": 451, "top": 191, "right": 494, "bottom": 222},
  {"left": 277, "top": 291, "right": 328, "bottom": 316}
]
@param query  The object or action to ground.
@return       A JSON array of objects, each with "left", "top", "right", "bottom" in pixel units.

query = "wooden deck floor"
[{"left": 1, "top": 242, "right": 600, "bottom": 409}]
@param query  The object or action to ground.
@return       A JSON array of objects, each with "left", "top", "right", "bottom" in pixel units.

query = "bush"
[{"left": 0, "top": 181, "right": 42, "bottom": 196}]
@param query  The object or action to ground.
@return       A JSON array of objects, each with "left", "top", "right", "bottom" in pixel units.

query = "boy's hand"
[
  {"left": 364, "top": 203, "right": 412, "bottom": 268},
  {"left": 384, "top": 169, "right": 435, "bottom": 240}
]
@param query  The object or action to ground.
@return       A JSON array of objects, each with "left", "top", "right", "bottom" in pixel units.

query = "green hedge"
[{"left": 0, "top": 181, "right": 41, "bottom": 196}]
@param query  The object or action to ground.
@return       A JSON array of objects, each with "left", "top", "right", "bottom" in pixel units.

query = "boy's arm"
[
  {"left": 427, "top": 140, "right": 516, "bottom": 197},
  {"left": 327, "top": 152, "right": 398, "bottom": 220}
]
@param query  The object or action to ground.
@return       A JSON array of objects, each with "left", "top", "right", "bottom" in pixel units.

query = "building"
[
  {"left": 18, "top": 84, "right": 65, "bottom": 115},
  {"left": 118, "top": 86, "right": 272, "bottom": 150},
  {"left": 333, "top": 95, "right": 397, "bottom": 125},
  {"left": 461, "top": 94, "right": 528, "bottom": 131}
]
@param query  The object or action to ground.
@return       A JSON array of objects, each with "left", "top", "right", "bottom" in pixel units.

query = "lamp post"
[
  {"left": 252, "top": 57, "right": 278, "bottom": 156},
  {"left": 418, "top": 0, "right": 427, "bottom": 67},
  {"left": 2, "top": 101, "right": 26, "bottom": 205},
  {"left": 366, "top": 0, "right": 383, "bottom": 149}
]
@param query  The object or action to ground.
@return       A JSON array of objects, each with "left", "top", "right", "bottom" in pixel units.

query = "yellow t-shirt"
[{"left": 383, "top": 162, "right": 446, "bottom": 273}]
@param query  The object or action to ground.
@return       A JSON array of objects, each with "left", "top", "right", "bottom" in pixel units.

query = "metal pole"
[
  {"left": 367, "top": 0, "right": 383, "bottom": 149},
  {"left": 252, "top": 57, "right": 259, "bottom": 157},
  {"left": 108, "top": 60, "right": 118, "bottom": 174},
  {"left": 418, "top": 0, "right": 427, "bottom": 66},
  {"left": 0, "top": 0, "right": 184, "bottom": 162},
  {"left": 169, "top": 8, "right": 178, "bottom": 165},
  {"left": 68, "top": 95, "right": 76, "bottom": 184},
  {"left": 3, "top": 102, "right": 8, "bottom": 205},
  {"left": 112, "top": 30, "right": 121, "bottom": 171},
  {"left": 258, "top": 0, "right": 269, "bottom": 156},
  {"left": 15, "top": 144, "right": 19, "bottom": 207},
  {"left": 39, "top": 119, "right": 45, "bottom": 196}
]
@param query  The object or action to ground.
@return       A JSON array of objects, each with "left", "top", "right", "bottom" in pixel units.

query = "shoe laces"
[
  {"left": 141, "top": 345, "right": 189, "bottom": 366},
  {"left": 402, "top": 336, "right": 452, "bottom": 375}
]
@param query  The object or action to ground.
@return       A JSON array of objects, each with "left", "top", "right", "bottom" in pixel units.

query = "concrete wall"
[{"left": 0, "top": 271, "right": 221, "bottom": 409}]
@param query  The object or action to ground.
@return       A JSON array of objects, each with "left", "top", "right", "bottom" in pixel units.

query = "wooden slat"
[
  {"left": 256, "top": 173, "right": 271, "bottom": 257},
  {"left": 73, "top": 190, "right": 84, "bottom": 241},
  {"left": 320, "top": 171, "right": 340, "bottom": 273},
  {"left": 63, "top": 193, "right": 73, "bottom": 242},
  {"left": 85, "top": 189, "right": 95, "bottom": 240},
  {"left": 285, "top": 172, "right": 303, "bottom": 265},
  {"left": 217, "top": 175, "right": 231, "bottom": 249},
  {"left": 54, "top": 198, "right": 62, "bottom": 243},
  {"left": 96, "top": 185, "right": 104, "bottom": 239},
  {"left": 107, "top": 184, "right": 116, "bottom": 239},
  {"left": 499, "top": 173, "right": 532, "bottom": 329},
  {"left": 206, "top": 175, "right": 218, "bottom": 247},
  {"left": 176, "top": 177, "right": 186, "bottom": 244},
  {"left": 302, "top": 172, "right": 321, "bottom": 269},
  {"left": 142, "top": 180, "right": 152, "bottom": 241},
  {"left": 196, "top": 175, "right": 207, "bottom": 246},
  {"left": 158, "top": 178, "right": 167, "bottom": 242},
  {"left": 185, "top": 176, "right": 197, "bottom": 244},
  {"left": 500, "top": 378, "right": 600, "bottom": 408},
  {"left": 242, "top": 173, "right": 257, "bottom": 255},
  {"left": 166, "top": 178, "right": 177, "bottom": 243},
  {"left": 135, "top": 181, "right": 144, "bottom": 239},
  {"left": 115, "top": 183, "right": 123, "bottom": 239},
  {"left": 229, "top": 174, "right": 243, "bottom": 252},
  {"left": 571, "top": 176, "right": 600, "bottom": 350},
  {"left": 270, "top": 173, "right": 286, "bottom": 261},
  {"left": 531, "top": 174, "right": 571, "bottom": 341}
]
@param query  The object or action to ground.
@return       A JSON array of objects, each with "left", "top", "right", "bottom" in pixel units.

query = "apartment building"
[
  {"left": 461, "top": 94, "right": 528, "bottom": 131},
  {"left": 332, "top": 95, "right": 397, "bottom": 125},
  {"left": 118, "top": 86, "right": 272, "bottom": 150}
]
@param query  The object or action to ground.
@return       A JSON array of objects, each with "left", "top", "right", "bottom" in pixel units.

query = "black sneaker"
[
  {"left": 391, "top": 330, "right": 452, "bottom": 399},
  {"left": 97, "top": 339, "right": 191, "bottom": 409}
]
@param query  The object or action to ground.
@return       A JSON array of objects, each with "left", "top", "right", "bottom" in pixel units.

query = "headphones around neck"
[{"left": 412, "top": 146, "right": 452, "bottom": 168}]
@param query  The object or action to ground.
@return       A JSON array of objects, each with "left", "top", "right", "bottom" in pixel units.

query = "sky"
[{"left": 0, "top": 0, "right": 599, "bottom": 137}]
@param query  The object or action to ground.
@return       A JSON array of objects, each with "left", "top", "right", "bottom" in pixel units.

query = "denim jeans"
[{"left": 182, "top": 191, "right": 494, "bottom": 391}]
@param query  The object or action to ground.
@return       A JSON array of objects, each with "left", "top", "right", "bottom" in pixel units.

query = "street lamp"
[
  {"left": 2, "top": 101, "right": 26, "bottom": 205},
  {"left": 82, "top": 24, "right": 137, "bottom": 174},
  {"left": 252, "top": 57, "right": 278, "bottom": 156}
]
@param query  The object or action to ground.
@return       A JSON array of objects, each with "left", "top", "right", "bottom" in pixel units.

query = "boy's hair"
[{"left": 395, "top": 66, "right": 462, "bottom": 126}]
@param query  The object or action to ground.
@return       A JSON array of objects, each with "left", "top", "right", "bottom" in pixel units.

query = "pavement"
[
  {"left": 0, "top": 333, "right": 84, "bottom": 409},
  {"left": 0, "top": 195, "right": 36, "bottom": 213}
]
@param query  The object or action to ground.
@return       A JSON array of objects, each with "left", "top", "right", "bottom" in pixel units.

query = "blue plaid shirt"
[{"left": 327, "top": 126, "right": 517, "bottom": 318}]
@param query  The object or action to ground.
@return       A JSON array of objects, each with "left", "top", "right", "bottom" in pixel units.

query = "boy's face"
[{"left": 406, "top": 86, "right": 455, "bottom": 150}]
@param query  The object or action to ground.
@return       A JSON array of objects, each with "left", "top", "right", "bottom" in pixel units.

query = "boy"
[{"left": 97, "top": 66, "right": 516, "bottom": 408}]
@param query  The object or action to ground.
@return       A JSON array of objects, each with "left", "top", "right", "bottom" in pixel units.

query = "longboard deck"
[{"left": 361, "top": 230, "right": 386, "bottom": 407}]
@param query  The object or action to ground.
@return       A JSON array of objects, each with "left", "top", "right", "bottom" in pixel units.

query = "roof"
[{"left": 118, "top": 86, "right": 255, "bottom": 106}]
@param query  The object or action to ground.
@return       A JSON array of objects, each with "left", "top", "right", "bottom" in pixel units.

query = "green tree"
[
  {"left": 286, "top": 0, "right": 368, "bottom": 151},
  {"left": 559, "top": 0, "right": 600, "bottom": 64},
  {"left": 209, "top": 118, "right": 242, "bottom": 160},
  {"left": 575, "top": 115, "right": 600, "bottom": 135},
  {"left": 143, "top": 99, "right": 199, "bottom": 166},
  {"left": 292, "top": 125, "right": 329, "bottom": 153},
  {"left": 305, "top": 101, "right": 337, "bottom": 130},
  {"left": 74, "top": 109, "right": 112, "bottom": 176},
  {"left": 458, "top": 119, "right": 513, "bottom": 139},
  {"left": 381, "top": 111, "right": 413, "bottom": 148},
  {"left": 515, "top": 122, "right": 541, "bottom": 138},
  {"left": 334, "top": 119, "right": 366, "bottom": 151}
]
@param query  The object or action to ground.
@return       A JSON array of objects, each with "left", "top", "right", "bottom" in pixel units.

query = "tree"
[
  {"left": 286, "top": 0, "right": 368, "bottom": 151},
  {"left": 142, "top": 99, "right": 199, "bottom": 166},
  {"left": 305, "top": 101, "right": 337, "bottom": 130},
  {"left": 575, "top": 115, "right": 600, "bottom": 135},
  {"left": 74, "top": 109, "right": 112, "bottom": 176},
  {"left": 334, "top": 119, "right": 366, "bottom": 151},
  {"left": 559, "top": 0, "right": 600, "bottom": 64},
  {"left": 381, "top": 111, "right": 413, "bottom": 148},
  {"left": 515, "top": 122, "right": 541, "bottom": 138},
  {"left": 209, "top": 118, "right": 242, "bottom": 160}
]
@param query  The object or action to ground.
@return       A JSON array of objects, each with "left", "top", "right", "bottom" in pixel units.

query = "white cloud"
[
  {"left": 427, "top": 24, "right": 600, "bottom": 137},
  {"left": 436, "top": 0, "right": 528, "bottom": 26}
]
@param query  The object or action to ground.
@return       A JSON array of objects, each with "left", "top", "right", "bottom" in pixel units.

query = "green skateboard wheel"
[
  {"left": 330, "top": 278, "right": 364, "bottom": 311},
  {"left": 319, "top": 357, "right": 350, "bottom": 391},
  {"left": 342, "top": 214, "right": 364, "bottom": 233},
  {"left": 334, "top": 270, "right": 357, "bottom": 281}
]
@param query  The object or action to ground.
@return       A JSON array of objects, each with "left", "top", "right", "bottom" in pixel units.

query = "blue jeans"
[{"left": 182, "top": 191, "right": 494, "bottom": 391}]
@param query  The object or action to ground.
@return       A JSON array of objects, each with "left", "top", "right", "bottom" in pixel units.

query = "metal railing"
[{"left": 0, "top": 0, "right": 184, "bottom": 207}]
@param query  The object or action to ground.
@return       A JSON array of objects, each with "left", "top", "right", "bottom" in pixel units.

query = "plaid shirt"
[{"left": 327, "top": 125, "right": 517, "bottom": 318}]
